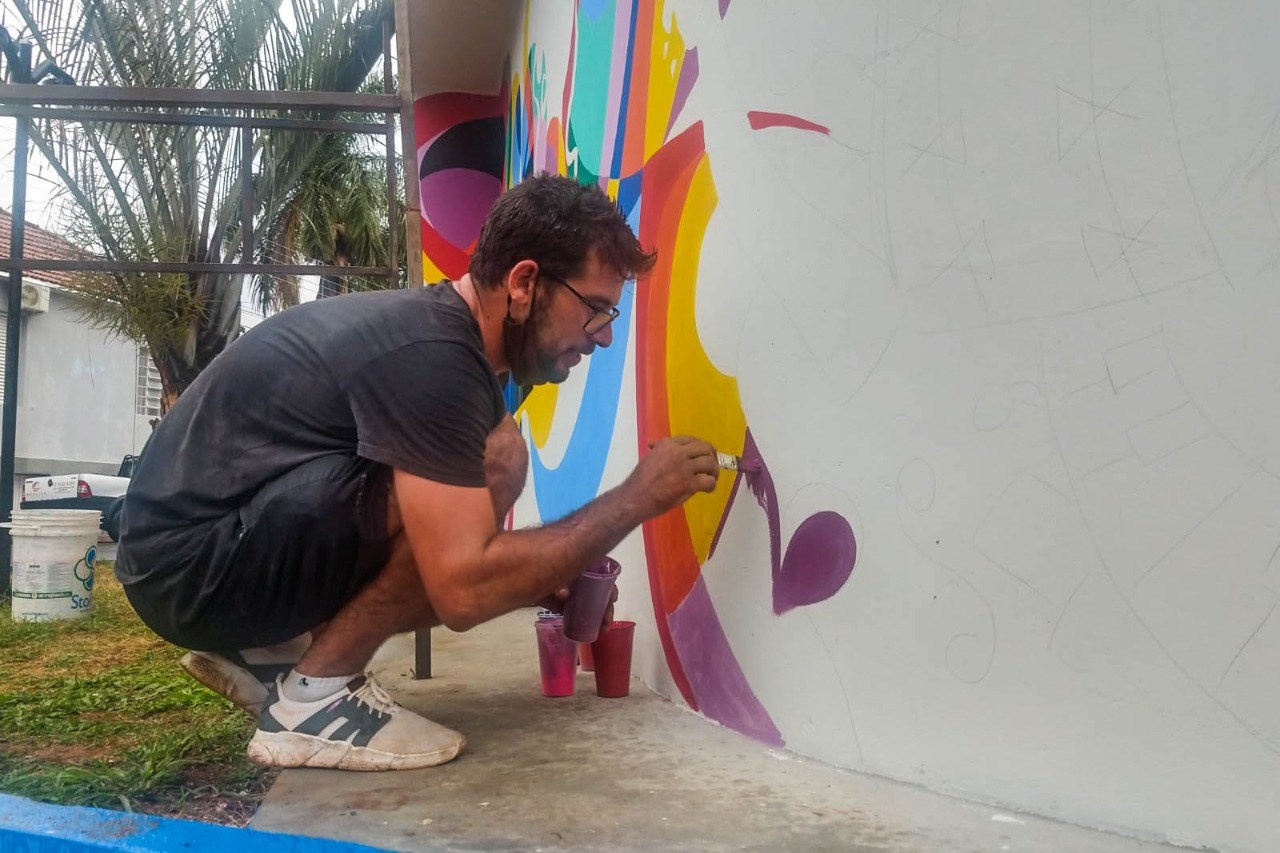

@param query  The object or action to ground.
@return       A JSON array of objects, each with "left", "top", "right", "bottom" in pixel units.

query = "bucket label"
[
  {"left": 12, "top": 561, "right": 75, "bottom": 593},
  {"left": 10, "top": 542, "right": 96, "bottom": 621}
]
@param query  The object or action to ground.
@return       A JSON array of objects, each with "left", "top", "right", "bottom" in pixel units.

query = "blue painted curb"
[{"left": 0, "top": 793, "right": 391, "bottom": 852}]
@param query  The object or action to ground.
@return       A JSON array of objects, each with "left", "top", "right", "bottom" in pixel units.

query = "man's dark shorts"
[{"left": 118, "top": 455, "right": 392, "bottom": 652}]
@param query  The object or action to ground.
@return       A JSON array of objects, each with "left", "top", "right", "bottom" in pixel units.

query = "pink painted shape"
[
  {"left": 668, "top": 577, "right": 783, "bottom": 746},
  {"left": 718, "top": 0, "right": 731, "bottom": 19},
  {"left": 746, "top": 110, "right": 831, "bottom": 135},
  {"left": 597, "top": 0, "right": 634, "bottom": 173},
  {"left": 420, "top": 169, "right": 504, "bottom": 250}
]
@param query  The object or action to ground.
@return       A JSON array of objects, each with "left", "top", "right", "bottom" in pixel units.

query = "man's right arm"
[{"left": 395, "top": 435, "right": 719, "bottom": 631}]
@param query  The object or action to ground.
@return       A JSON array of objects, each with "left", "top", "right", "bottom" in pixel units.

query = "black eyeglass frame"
[{"left": 541, "top": 273, "right": 621, "bottom": 335}]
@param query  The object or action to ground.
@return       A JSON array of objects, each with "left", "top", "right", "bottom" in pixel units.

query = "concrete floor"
[{"left": 251, "top": 612, "right": 1195, "bottom": 853}]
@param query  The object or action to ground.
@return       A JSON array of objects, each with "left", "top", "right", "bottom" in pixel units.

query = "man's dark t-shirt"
[{"left": 115, "top": 284, "right": 507, "bottom": 596}]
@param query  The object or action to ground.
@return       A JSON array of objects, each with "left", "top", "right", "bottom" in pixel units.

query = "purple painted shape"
[
  {"left": 668, "top": 578, "right": 783, "bottom": 746},
  {"left": 740, "top": 430, "right": 857, "bottom": 614},
  {"left": 544, "top": 131, "right": 559, "bottom": 174},
  {"left": 740, "top": 430, "right": 781, "bottom": 578},
  {"left": 775, "top": 511, "right": 857, "bottom": 614},
  {"left": 664, "top": 48, "right": 699, "bottom": 138},
  {"left": 420, "top": 168, "right": 504, "bottom": 249},
  {"left": 718, "top": 0, "right": 731, "bottom": 19}
]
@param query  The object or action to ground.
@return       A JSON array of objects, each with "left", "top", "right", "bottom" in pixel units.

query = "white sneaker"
[
  {"left": 180, "top": 634, "right": 311, "bottom": 716},
  {"left": 246, "top": 674, "right": 465, "bottom": 771}
]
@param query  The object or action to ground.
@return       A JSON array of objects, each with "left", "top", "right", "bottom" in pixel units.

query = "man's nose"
[{"left": 590, "top": 323, "right": 614, "bottom": 349}]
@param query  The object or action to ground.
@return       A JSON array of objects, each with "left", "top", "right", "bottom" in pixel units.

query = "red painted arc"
[{"left": 635, "top": 121, "right": 710, "bottom": 711}]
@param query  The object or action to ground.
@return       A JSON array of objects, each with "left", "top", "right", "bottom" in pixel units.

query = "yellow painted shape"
[
  {"left": 516, "top": 383, "right": 559, "bottom": 449},
  {"left": 665, "top": 158, "right": 746, "bottom": 562},
  {"left": 645, "top": 6, "right": 685, "bottom": 161},
  {"left": 422, "top": 250, "right": 446, "bottom": 284}
]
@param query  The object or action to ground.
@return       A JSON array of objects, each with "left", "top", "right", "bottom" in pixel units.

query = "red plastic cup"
[
  {"left": 562, "top": 557, "right": 621, "bottom": 643},
  {"left": 535, "top": 616, "right": 577, "bottom": 697},
  {"left": 578, "top": 642, "right": 595, "bottom": 672},
  {"left": 592, "top": 620, "right": 635, "bottom": 698}
]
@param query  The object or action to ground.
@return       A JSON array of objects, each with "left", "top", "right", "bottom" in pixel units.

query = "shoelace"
[{"left": 350, "top": 675, "right": 401, "bottom": 717}]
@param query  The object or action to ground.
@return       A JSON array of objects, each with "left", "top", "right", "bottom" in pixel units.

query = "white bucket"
[{"left": 3, "top": 509, "right": 101, "bottom": 622}]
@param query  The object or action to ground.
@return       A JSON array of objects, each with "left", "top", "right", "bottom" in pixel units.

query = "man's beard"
[{"left": 502, "top": 296, "right": 567, "bottom": 386}]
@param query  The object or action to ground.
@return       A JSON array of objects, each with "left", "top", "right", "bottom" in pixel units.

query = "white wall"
[
  {"left": 413, "top": 2, "right": 1280, "bottom": 850},
  {"left": 11, "top": 285, "right": 149, "bottom": 474}
]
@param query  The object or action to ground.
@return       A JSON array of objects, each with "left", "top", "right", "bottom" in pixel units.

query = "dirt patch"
[
  {"left": 135, "top": 767, "right": 281, "bottom": 827},
  {"left": 11, "top": 741, "right": 129, "bottom": 765},
  {"left": 5, "top": 631, "right": 169, "bottom": 684}
]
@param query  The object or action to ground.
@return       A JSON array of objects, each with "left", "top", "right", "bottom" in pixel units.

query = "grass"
[{"left": 0, "top": 566, "right": 274, "bottom": 825}]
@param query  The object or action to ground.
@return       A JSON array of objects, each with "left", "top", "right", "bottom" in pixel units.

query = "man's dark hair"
[{"left": 468, "top": 173, "right": 657, "bottom": 288}]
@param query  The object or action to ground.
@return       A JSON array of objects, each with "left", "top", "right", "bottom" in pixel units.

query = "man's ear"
[{"left": 503, "top": 260, "right": 540, "bottom": 324}]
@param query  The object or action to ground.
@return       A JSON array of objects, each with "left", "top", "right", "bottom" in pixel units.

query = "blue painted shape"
[
  {"left": 527, "top": 198, "right": 642, "bottom": 522},
  {"left": 580, "top": 0, "right": 612, "bottom": 21},
  {"left": 0, "top": 793, "right": 391, "bottom": 853},
  {"left": 528, "top": 289, "right": 632, "bottom": 522},
  {"left": 616, "top": 171, "right": 643, "bottom": 218}
]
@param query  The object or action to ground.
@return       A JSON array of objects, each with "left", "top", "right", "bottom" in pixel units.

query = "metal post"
[
  {"left": 414, "top": 626, "right": 433, "bottom": 679},
  {"left": 383, "top": 20, "right": 398, "bottom": 288},
  {"left": 1, "top": 39, "right": 33, "bottom": 593},
  {"left": 241, "top": 125, "right": 255, "bottom": 265}
]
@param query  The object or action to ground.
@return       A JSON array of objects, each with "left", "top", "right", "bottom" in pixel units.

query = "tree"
[
  {"left": 250, "top": 84, "right": 405, "bottom": 314},
  {"left": 8, "top": 0, "right": 392, "bottom": 411}
]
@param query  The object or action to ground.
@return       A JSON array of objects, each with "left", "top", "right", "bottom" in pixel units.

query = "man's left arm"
[{"left": 484, "top": 417, "right": 617, "bottom": 620}]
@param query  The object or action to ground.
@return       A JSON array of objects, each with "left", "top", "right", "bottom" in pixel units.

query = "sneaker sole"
[
  {"left": 180, "top": 651, "right": 269, "bottom": 717},
  {"left": 246, "top": 729, "right": 465, "bottom": 771}
]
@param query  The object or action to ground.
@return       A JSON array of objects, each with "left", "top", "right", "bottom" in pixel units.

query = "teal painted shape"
[
  {"left": 0, "top": 793, "right": 396, "bottom": 852},
  {"left": 567, "top": 0, "right": 616, "bottom": 178}
]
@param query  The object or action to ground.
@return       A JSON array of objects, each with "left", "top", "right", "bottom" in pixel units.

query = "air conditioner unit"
[{"left": 20, "top": 282, "right": 50, "bottom": 314}]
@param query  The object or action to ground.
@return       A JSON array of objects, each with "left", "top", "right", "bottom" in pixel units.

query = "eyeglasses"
[{"left": 542, "top": 274, "right": 620, "bottom": 336}]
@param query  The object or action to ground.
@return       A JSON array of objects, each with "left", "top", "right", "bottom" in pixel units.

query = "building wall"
[
  {"left": 407, "top": 3, "right": 1280, "bottom": 850},
  {"left": 7, "top": 283, "right": 150, "bottom": 477}
]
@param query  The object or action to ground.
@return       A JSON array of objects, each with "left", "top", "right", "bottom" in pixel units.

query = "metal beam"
[
  {"left": 3, "top": 106, "right": 387, "bottom": 134},
  {"left": 0, "top": 83, "right": 398, "bottom": 112},
  {"left": 0, "top": 259, "right": 393, "bottom": 277}
]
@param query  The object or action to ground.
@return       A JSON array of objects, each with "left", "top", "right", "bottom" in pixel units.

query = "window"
[{"left": 135, "top": 346, "right": 162, "bottom": 417}]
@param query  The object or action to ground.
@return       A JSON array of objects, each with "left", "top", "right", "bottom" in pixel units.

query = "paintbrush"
[{"left": 716, "top": 452, "right": 761, "bottom": 474}]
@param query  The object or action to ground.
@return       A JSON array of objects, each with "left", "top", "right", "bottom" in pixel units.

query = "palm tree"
[
  {"left": 9, "top": 0, "right": 392, "bottom": 411},
  {"left": 250, "top": 99, "right": 405, "bottom": 314}
]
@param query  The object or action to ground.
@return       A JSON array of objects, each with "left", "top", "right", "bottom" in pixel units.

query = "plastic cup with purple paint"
[
  {"left": 535, "top": 611, "right": 577, "bottom": 697},
  {"left": 561, "top": 556, "right": 621, "bottom": 643}
]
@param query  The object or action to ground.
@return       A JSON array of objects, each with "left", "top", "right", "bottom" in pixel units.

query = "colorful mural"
[
  {"left": 414, "top": 0, "right": 858, "bottom": 746},
  {"left": 415, "top": 90, "right": 508, "bottom": 282}
]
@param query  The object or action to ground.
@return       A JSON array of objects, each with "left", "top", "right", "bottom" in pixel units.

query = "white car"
[
  {"left": 21, "top": 473, "right": 129, "bottom": 514},
  {"left": 21, "top": 473, "right": 130, "bottom": 555}
]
